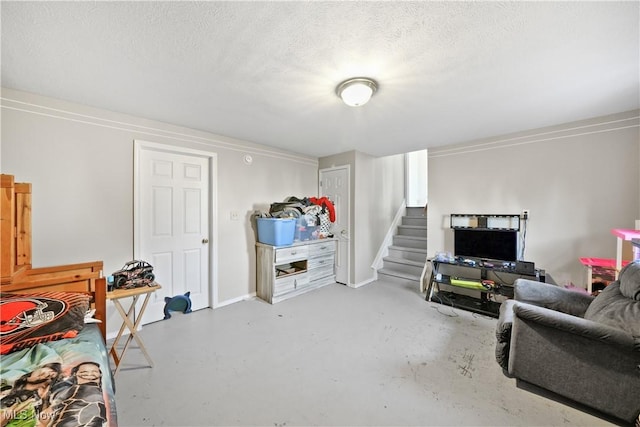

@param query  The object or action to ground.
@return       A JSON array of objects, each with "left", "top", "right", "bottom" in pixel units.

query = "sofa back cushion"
[
  {"left": 584, "top": 281, "right": 640, "bottom": 342},
  {"left": 618, "top": 260, "right": 640, "bottom": 300}
]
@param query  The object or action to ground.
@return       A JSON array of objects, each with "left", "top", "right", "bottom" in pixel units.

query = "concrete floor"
[{"left": 112, "top": 280, "right": 618, "bottom": 426}]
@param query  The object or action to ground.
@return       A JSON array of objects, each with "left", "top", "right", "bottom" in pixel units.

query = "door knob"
[{"left": 202, "top": 238, "right": 209, "bottom": 244}]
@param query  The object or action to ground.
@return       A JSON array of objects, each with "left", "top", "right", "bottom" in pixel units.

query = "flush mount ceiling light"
[{"left": 336, "top": 77, "right": 378, "bottom": 107}]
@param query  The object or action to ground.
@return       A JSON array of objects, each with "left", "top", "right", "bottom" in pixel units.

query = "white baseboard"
[
  {"left": 349, "top": 276, "right": 377, "bottom": 289},
  {"left": 215, "top": 292, "right": 256, "bottom": 308},
  {"left": 106, "top": 330, "right": 121, "bottom": 341}
]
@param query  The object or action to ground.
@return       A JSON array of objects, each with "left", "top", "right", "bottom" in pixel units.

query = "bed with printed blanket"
[{"left": 1, "top": 280, "right": 117, "bottom": 427}]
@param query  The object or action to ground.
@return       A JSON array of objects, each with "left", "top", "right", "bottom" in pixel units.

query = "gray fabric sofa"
[{"left": 495, "top": 261, "right": 640, "bottom": 424}]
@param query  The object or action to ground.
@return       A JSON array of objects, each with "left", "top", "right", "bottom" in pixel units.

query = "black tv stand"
[
  {"left": 430, "top": 290, "right": 502, "bottom": 318},
  {"left": 426, "top": 257, "right": 544, "bottom": 318}
]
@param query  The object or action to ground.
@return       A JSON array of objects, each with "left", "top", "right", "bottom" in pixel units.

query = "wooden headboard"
[
  {"left": 1, "top": 174, "right": 106, "bottom": 340},
  {"left": 2, "top": 262, "right": 107, "bottom": 340}
]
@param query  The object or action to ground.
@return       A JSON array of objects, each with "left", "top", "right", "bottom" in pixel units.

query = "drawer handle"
[
  {"left": 320, "top": 246, "right": 326, "bottom": 250},
  {"left": 318, "top": 260, "right": 325, "bottom": 264},
  {"left": 291, "top": 251, "right": 297, "bottom": 255},
  {"left": 294, "top": 279, "right": 297, "bottom": 289}
]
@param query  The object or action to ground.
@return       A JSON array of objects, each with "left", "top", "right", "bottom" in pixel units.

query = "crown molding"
[
  {"left": 429, "top": 110, "right": 640, "bottom": 159},
  {"left": 1, "top": 91, "right": 318, "bottom": 166}
]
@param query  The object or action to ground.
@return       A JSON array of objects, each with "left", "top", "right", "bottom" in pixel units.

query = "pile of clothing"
[{"left": 261, "top": 196, "right": 336, "bottom": 239}]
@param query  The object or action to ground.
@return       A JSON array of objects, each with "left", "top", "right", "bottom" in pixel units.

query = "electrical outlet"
[
  {"left": 522, "top": 209, "right": 530, "bottom": 220},
  {"left": 230, "top": 211, "right": 240, "bottom": 221}
]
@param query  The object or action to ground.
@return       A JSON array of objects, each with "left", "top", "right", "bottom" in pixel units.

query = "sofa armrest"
[
  {"left": 495, "top": 299, "right": 517, "bottom": 370},
  {"left": 513, "top": 302, "right": 637, "bottom": 351},
  {"left": 514, "top": 279, "right": 594, "bottom": 317},
  {"left": 509, "top": 302, "right": 640, "bottom": 423}
]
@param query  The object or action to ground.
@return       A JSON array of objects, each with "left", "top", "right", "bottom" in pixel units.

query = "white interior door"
[
  {"left": 135, "top": 141, "right": 214, "bottom": 324},
  {"left": 319, "top": 166, "right": 350, "bottom": 285}
]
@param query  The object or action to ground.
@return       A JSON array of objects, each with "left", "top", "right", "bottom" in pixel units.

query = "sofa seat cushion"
[{"left": 584, "top": 281, "right": 640, "bottom": 346}]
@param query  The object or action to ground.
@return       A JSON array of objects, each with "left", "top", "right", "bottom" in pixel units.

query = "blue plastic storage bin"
[{"left": 256, "top": 218, "right": 296, "bottom": 246}]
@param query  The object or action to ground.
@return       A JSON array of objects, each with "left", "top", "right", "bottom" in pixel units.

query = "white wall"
[
  {"left": 354, "top": 152, "right": 405, "bottom": 285},
  {"left": 319, "top": 150, "right": 405, "bottom": 286},
  {"left": 427, "top": 110, "right": 640, "bottom": 287},
  {"left": 1, "top": 88, "right": 318, "bottom": 316}
]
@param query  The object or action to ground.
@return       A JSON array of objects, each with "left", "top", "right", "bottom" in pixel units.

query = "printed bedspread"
[{"left": 0, "top": 325, "right": 117, "bottom": 427}]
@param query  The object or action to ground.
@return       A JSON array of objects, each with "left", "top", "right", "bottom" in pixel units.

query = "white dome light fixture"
[{"left": 336, "top": 77, "right": 378, "bottom": 107}]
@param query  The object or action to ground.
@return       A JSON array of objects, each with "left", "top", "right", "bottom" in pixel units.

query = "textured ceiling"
[{"left": 2, "top": 1, "right": 638, "bottom": 157}]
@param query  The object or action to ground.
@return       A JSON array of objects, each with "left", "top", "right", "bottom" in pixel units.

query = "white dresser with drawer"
[{"left": 256, "top": 239, "right": 337, "bottom": 304}]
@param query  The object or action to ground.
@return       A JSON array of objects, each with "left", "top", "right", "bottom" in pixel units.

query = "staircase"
[{"left": 377, "top": 207, "right": 428, "bottom": 287}]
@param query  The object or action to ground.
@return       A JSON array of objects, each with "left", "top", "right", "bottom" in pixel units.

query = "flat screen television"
[{"left": 454, "top": 229, "right": 518, "bottom": 262}]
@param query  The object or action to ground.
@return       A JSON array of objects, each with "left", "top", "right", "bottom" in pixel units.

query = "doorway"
[
  {"left": 319, "top": 166, "right": 350, "bottom": 285},
  {"left": 134, "top": 140, "right": 217, "bottom": 324},
  {"left": 406, "top": 150, "right": 428, "bottom": 208}
]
